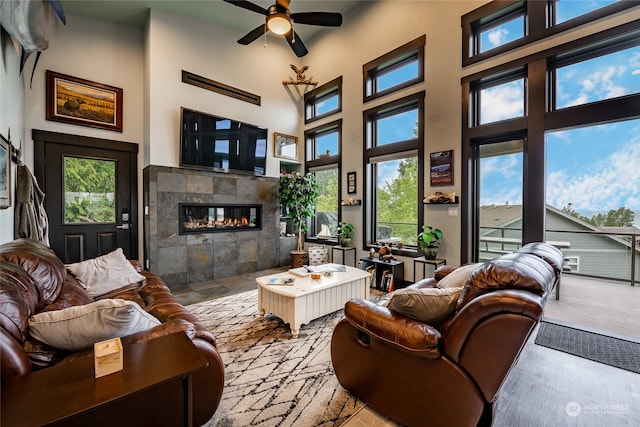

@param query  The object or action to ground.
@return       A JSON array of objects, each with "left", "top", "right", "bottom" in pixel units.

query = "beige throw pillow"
[
  {"left": 387, "top": 287, "right": 463, "bottom": 324},
  {"left": 66, "top": 248, "right": 145, "bottom": 298},
  {"left": 28, "top": 299, "right": 160, "bottom": 351},
  {"left": 436, "top": 262, "right": 482, "bottom": 289}
]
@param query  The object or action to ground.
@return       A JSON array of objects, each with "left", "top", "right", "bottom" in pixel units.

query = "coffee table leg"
[
  {"left": 259, "top": 309, "right": 265, "bottom": 316},
  {"left": 291, "top": 326, "right": 299, "bottom": 337}
]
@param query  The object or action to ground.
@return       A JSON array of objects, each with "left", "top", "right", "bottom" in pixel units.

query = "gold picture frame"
[
  {"left": 46, "top": 70, "right": 123, "bottom": 132},
  {"left": 274, "top": 132, "right": 298, "bottom": 161}
]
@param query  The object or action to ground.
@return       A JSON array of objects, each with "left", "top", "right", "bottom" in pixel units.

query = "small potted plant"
[
  {"left": 277, "top": 172, "right": 319, "bottom": 267},
  {"left": 337, "top": 221, "right": 354, "bottom": 247},
  {"left": 417, "top": 225, "right": 443, "bottom": 260}
]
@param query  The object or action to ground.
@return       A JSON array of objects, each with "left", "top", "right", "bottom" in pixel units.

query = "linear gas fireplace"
[{"left": 179, "top": 203, "right": 261, "bottom": 234}]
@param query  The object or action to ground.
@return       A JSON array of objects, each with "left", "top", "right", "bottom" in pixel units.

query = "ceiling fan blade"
[
  {"left": 276, "top": 0, "right": 291, "bottom": 10},
  {"left": 291, "top": 12, "right": 342, "bottom": 27},
  {"left": 285, "top": 30, "right": 308, "bottom": 57},
  {"left": 223, "top": 0, "right": 267, "bottom": 15},
  {"left": 238, "top": 24, "right": 266, "bottom": 45}
]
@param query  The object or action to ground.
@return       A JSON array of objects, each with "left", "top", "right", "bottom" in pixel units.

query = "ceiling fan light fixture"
[{"left": 267, "top": 12, "right": 291, "bottom": 35}]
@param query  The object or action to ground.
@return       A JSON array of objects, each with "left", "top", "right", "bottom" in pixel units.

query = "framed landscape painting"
[{"left": 46, "top": 70, "right": 123, "bottom": 132}]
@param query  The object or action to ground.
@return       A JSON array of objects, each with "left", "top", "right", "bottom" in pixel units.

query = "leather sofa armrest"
[{"left": 344, "top": 299, "right": 441, "bottom": 359}]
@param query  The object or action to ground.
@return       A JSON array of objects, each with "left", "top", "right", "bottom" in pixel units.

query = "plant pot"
[
  {"left": 340, "top": 237, "right": 351, "bottom": 247},
  {"left": 290, "top": 250, "right": 308, "bottom": 268},
  {"left": 423, "top": 246, "right": 439, "bottom": 260}
]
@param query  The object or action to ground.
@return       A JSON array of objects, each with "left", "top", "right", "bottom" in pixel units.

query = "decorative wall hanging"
[
  {"left": 182, "top": 70, "right": 261, "bottom": 106},
  {"left": 46, "top": 71, "right": 123, "bottom": 132},
  {"left": 282, "top": 65, "right": 318, "bottom": 89},
  {"left": 429, "top": 150, "right": 454, "bottom": 186},
  {"left": 274, "top": 132, "right": 298, "bottom": 160},
  {"left": 347, "top": 171, "right": 356, "bottom": 194}
]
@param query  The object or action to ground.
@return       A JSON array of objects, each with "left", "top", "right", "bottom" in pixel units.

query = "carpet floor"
[
  {"left": 188, "top": 290, "right": 364, "bottom": 427},
  {"left": 535, "top": 320, "right": 640, "bottom": 374}
]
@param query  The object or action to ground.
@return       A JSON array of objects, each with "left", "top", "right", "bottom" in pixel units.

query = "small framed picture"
[
  {"left": 430, "top": 150, "right": 454, "bottom": 186},
  {"left": 46, "top": 70, "right": 123, "bottom": 132},
  {"left": 347, "top": 172, "right": 356, "bottom": 194}
]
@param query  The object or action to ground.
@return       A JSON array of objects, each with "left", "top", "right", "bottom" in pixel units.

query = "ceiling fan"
[{"left": 224, "top": 0, "right": 342, "bottom": 57}]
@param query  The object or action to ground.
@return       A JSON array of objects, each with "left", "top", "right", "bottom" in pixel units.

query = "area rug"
[
  {"left": 535, "top": 320, "right": 640, "bottom": 374},
  {"left": 187, "top": 290, "right": 365, "bottom": 426}
]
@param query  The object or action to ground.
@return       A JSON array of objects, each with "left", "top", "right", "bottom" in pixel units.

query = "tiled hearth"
[{"left": 143, "top": 166, "right": 295, "bottom": 289}]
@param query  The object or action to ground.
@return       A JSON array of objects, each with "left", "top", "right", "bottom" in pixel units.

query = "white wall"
[
  {"left": 302, "top": 0, "right": 484, "bottom": 270},
  {"left": 146, "top": 9, "right": 302, "bottom": 176},
  {"left": 0, "top": 30, "right": 24, "bottom": 244}
]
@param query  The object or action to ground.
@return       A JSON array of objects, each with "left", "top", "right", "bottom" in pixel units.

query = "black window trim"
[
  {"left": 304, "top": 76, "right": 343, "bottom": 124},
  {"left": 463, "top": 0, "right": 639, "bottom": 67},
  {"left": 363, "top": 91, "right": 425, "bottom": 256},
  {"left": 363, "top": 35, "right": 425, "bottom": 103}
]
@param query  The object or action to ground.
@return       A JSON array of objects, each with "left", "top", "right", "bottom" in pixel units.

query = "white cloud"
[
  {"left": 480, "top": 83, "right": 524, "bottom": 123},
  {"left": 547, "top": 138, "right": 640, "bottom": 212},
  {"left": 487, "top": 28, "right": 509, "bottom": 48}
]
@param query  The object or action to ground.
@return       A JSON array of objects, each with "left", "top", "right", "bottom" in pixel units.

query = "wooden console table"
[{"left": 1, "top": 332, "right": 208, "bottom": 427}]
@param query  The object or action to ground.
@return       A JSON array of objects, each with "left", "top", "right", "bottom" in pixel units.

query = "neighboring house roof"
[
  {"left": 479, "top": 204, "right": 522, "bottom": 231},
  {"left": 480, "top": 204, "right": 640, "bottom": 252}
]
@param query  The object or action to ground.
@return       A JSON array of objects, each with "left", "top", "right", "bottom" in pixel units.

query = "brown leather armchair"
[{"left": 331, "top": 243, "right": 564, "bottom": 427}]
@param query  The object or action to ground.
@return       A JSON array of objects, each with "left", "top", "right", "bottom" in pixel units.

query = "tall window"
[
  {"left": 305, "top": 120, "right": 342, "bottom": 239},
  {"left": 462, "top": 9, "right": 640, "bottom": 267},
  {"left": 365, "top": 93, "right": 424, "bottom": 251}
]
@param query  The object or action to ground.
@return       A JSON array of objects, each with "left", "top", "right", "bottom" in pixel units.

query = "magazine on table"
[
  {"left": 303, "top": 263, "right": 347, "bottom": 273},
  {"left": 267, "top": 277, "right": 295, "bottom": 286}
]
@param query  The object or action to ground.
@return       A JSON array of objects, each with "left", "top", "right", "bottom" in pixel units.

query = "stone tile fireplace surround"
[{"left": 144, "top": 166, "right": 294, "bottom": 290}]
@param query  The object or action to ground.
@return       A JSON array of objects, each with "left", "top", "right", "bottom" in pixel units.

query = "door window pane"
[
  {"left": 64, "top": 157, "right": 116, "bottom": 224},
  {"left": 546, "top": 119, "right": 640, "bottom": 281},
  {"left": 478, "top": 139, "right": 524, "bottom": 260},
  {"left": 555, "top": 45, "right": 640, "bottom": 109}
]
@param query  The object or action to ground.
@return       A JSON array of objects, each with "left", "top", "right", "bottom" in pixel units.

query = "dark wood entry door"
[{"left": 34, "top": 130, "right": 138, "bottom": 263}]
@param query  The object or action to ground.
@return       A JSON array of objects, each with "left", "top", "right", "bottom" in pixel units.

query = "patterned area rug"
[
  {"left": 188, "top": 290, "right": 364, "bottom": 427},
  {"left": 535, "top": 320, "right": 640, "bottom": 374}
]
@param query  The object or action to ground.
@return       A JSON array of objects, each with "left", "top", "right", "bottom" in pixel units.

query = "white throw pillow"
[
  {"left": 387, "top": 287, "right": 463, "bottom": 324},
  {"left": 436, "top": 263, "right": 482, "bottom": 289},
  {"left": 28, "top": 299, "right": 161, "bottom": 351},
  {"left": 66, "top": 248, "right": 145, "bottom": 298}
]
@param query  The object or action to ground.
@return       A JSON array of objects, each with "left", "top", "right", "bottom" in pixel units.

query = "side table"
[
  {"left": 413, "top": 257, "right": 446, "bottom": 281},
  {"left": 1, "top": 332, "right": 208, "bottom": 427},
  {"left": 331, "top": 246, "right": 357, "bottom": 266}
]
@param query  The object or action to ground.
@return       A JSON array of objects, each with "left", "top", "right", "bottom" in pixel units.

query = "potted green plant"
[
  {"left": 277, "top": 172, "right": 319, "bottom": 267},
  {"left": 417, "top": 225, "right": 443, "bottom": 260},
  {"left": 337, "top": 221, "right": 354, "bottom": 247}
]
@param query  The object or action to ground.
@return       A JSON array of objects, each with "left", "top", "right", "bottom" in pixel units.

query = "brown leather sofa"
[
  {"left": 0, "top": 238, "right": 224, "bottom": 426},
  {"left": 331, "top": 242, "right": 564, "bottom": 427}
]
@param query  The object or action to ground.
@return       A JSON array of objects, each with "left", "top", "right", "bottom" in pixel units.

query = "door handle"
[{"left": 116, "top": 224, "right": 130, "bottom": 230}]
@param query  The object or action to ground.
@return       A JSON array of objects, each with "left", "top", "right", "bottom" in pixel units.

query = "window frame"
[
  {"left": 305, "top": 119, "right": 343, "bottom": 242},
  {"left": 363, "top": 35, "right": 425, "bottom": 103},
  {"left": 461, "top": 19, "right": 640, "bottom": 263},
  {"left": 462, "top": 0, "right": 639, "bottom": 67},
  {"left": 304, "top": 76, "right": 343, "bottom": 124},
  {"left": 363, "top": 92, "right": 425, "bottom": 256}
]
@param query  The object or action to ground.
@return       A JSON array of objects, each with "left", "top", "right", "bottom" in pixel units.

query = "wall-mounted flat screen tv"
[{"left": 180, "top": 107, "right": 267, "bottom": 175}]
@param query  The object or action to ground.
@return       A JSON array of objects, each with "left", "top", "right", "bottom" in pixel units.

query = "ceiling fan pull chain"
[
  {"left": 264, "top": 27, "right": 268, "bottom": 48},
  {"left": 291, "top": 23, "right": 295, "bottom": 43}
]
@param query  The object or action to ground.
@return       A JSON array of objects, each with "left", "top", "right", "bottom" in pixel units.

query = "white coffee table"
[{"left": 256, "top": 265, "right": 370, "bottom": 337}]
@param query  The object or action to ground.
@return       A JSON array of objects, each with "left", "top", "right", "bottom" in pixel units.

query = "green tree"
[
  {"left": 64, "top": 157, "right": 116, "bottom": 223},
  {"left": 377, "top": 157, "right": 418, "bottom": 244},
  {"left": 604, "top": 207, "right": 635, "bottom": 227}
]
